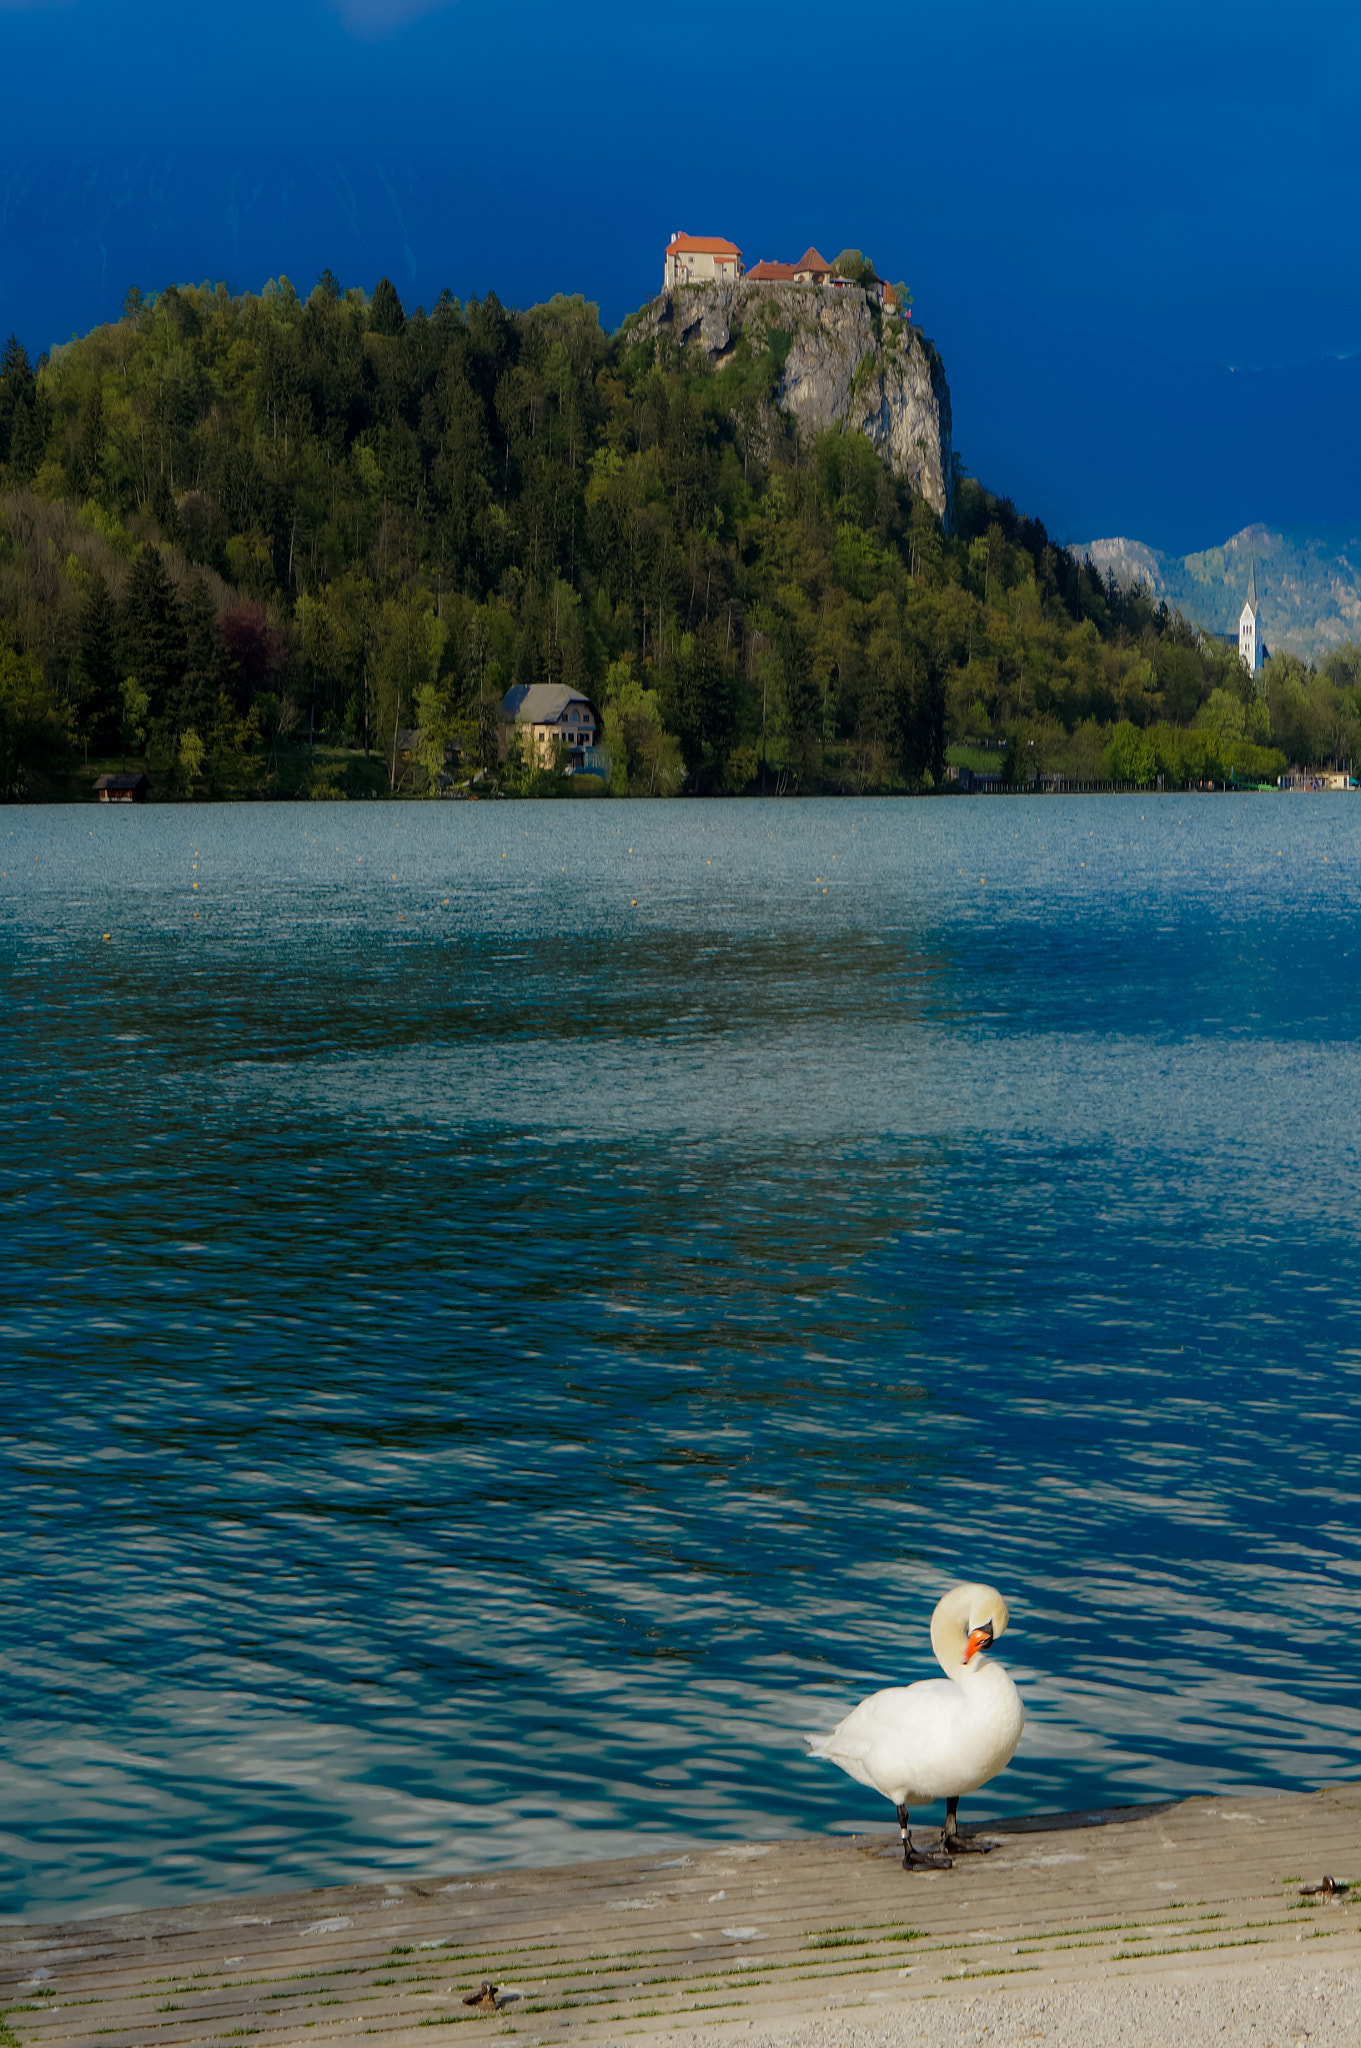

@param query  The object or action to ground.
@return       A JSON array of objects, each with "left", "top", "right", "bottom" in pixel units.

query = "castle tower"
[{"left": 1238, "top": 549, "right": 1266, "bottom": 681}]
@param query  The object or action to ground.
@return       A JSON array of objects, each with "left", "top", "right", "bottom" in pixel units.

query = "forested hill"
[{"left": 0, "top": 272, "right": 1353, "bottom": 801}]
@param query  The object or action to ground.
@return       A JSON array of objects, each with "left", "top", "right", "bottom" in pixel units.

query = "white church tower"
[{"left": 1238, "top": 550, "right": 1266, "bottom": 681}]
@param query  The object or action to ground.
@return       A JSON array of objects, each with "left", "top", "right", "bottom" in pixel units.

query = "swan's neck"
[
  {"left": 930, "top": 1616, "right": 967, "bottom": 1678},
  {"left": 948, "top": 1652, "right": 1009, "bottom": 1691}
]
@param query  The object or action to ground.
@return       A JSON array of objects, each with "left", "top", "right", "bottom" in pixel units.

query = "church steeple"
[{"left": 1239, "top": 543, "right": 1265, "bottom": 680}]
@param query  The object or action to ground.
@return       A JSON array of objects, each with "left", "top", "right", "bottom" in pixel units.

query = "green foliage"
[
  {"left": 0, "top": 335, "right": 49, "bottom": 481},
  {"left": 1106, "top": 716, "right": 1285, "bottom": 787},
  {"left": 76, "top": 570, "right": 122, "bottom": 747},
  {"left": 600, "top": 660, "right": 685, "bottom": 794},
  {"left": 1197, "top": 683, "right": 1270, "bottom": 745},
  {"left": 0, "top": 274, "right": 1355, "bottom": 801},
  {"left": 0, "top": 642, "right": 71, "bottom": 795},
  {"left": 1105, "top": 719, "right": 1158, "bottom": 785},
  {"left": 120, "top": 675, "right": 150, "bottom": 752},
  {"left": 178, "top": 726, "right": 207, "bottom": 790},
  {"left": 369, "top": 277, "right": 406, "bottom": 337},
  {"left": 832, "top": 250, "right": 879, "bottom": 289}
]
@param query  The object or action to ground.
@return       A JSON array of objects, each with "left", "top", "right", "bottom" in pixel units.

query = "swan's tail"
[{"left": 805, "top": 1732, "right": 833, "bottom": 1758}]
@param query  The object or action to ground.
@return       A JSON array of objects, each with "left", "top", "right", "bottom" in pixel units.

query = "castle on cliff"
[{"left": 661, "top": 232, "right": 902, "bottom": 312}]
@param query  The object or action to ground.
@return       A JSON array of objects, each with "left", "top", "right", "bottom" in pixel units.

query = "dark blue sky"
[{"left": 2, "top": 0, "right": 1358, "bottom": 551}]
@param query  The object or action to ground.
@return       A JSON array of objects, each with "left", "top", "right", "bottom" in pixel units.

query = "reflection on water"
[{"left": 1, "top": 796, "right": 1359, "bottom": 1917}]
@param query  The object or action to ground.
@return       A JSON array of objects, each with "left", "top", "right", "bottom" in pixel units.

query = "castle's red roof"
[
  {"left": 794, "top": 246, "right": 833, "bottom": 274},
  {"left": 665, "top": 232, "right": 742, "bottom": 257},
  {"left": 746, "top": 259, "right": 798, "bottom": 281}
]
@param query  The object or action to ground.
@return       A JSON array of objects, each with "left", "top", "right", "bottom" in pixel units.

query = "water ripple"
[{"left": 1, "top": 796, "right": 1358, "bottom": 1916}]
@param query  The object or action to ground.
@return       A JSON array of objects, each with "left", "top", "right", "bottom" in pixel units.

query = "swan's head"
[{"left": 930, "top": 1582, "right": 1011, "bottom": 1674}]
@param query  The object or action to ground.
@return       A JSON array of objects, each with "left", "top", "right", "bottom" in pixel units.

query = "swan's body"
[
  {"left": 808, "top": 1582, "right": 1024, "bottom": 1867},
  {"left": 812, "top": 1666, "right": 1022, "bottom": 1806}
]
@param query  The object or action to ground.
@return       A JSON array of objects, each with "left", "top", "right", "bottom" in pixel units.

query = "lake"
[{"left": 1, "top": 793, "right": 1358, "bottom": 1919}]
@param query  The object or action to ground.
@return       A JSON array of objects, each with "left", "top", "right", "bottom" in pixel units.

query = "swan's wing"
[
  {"left": 824, "top": 1682, "right": 961, "bottom": 1746},
  {"left": 806, "top": 1688, "right": 895, "bottom": 1788},
  {"left": 807, "top": 1682, "right": 961, "bottom": 1784},
  {"left": 811, "top": 1679, "right": 1005, "bottom": 1802},
  {"left": 805, "top": 1737, "right": 876, "bottom": 1789}
]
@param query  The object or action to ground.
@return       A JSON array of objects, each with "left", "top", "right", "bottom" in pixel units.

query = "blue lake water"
[{"left": 1, "top": 794, "right": 1359, "bottom": 1921}]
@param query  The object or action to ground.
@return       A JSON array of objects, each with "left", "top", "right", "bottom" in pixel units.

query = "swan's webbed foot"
[
  {"left": 942, "top": 1797, "right": 997, "bottom": 1856},
  {"left": 896, "top": 1804, "right": 953, "bottom": 1871}
]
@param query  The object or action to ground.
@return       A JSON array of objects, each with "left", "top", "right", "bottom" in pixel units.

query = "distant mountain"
[{"left": 1075, "top": 525, "right": 1361, "bottom": 667}]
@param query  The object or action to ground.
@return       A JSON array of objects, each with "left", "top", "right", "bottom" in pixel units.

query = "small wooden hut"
[{"left": 94, "top": 772, "right": 150, "bottom": 803}]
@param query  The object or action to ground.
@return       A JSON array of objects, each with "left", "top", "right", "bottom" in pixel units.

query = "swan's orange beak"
[{"left": 964, "top": 1623, "right": 994, "bottom": 1663}]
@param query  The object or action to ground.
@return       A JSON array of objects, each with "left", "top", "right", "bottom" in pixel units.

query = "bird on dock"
[{"left": 807, "top": 1582, "right": 1025, "bottom": 1869}]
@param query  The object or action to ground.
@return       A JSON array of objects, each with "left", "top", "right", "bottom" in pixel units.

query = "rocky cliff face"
[{"left": 631, "top": 281, "right": 954, "bottom": 526}]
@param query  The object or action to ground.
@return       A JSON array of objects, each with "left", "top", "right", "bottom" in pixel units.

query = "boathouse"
[{"left": 94, "top": 772, "right": 149, "bottom": 803}]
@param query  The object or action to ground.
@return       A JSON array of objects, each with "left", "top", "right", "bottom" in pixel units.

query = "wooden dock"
[{"left": 3, "top": 1787, "right": 1358, "bottom": 2047}]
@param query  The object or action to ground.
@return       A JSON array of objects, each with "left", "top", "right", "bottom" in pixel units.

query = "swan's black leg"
[
  {"left": 897, "top": 1802, "right": 952, "bottom": 1870},
  {"left": 943, "top": 1796, "right": 995, "bottom": 1854}
]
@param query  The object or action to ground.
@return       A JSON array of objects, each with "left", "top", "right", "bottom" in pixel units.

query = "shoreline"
[
  {"left": 11, "top": 779, "right": 1331, "bottom": 805},
  {"left": 3, "top": 1787, "right": 1357, "bottom": 2047}
]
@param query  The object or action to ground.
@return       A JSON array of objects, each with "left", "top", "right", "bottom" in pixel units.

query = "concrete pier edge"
[{"left": 2, "top": 1786, "right": 1358, "bottom": 2047}]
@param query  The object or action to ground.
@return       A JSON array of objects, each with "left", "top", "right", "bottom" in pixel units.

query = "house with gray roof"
[{"left": 500, "top": 682, "right": 603, "bottom": 774}]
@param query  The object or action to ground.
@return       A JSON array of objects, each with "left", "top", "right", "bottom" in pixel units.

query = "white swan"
[{"left": 807, "top": 1582, "right": 1024, "bottom": 1868}]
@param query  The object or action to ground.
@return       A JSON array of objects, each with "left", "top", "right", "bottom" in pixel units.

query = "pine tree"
[
  {"left": 178, "top": 573, "right": 226, "bottom": 729},
  {"left": 77, "top": 573, "right": 123, "bottom": 752},
  {"left": 370, "top": 277, "right": 406, "bottom": 337},
  {"left": 0, "top": 335, "right": 37, "bottom": 471},
  {"left": 119, "top": 545, "right": 185, "bottom": 724}
]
